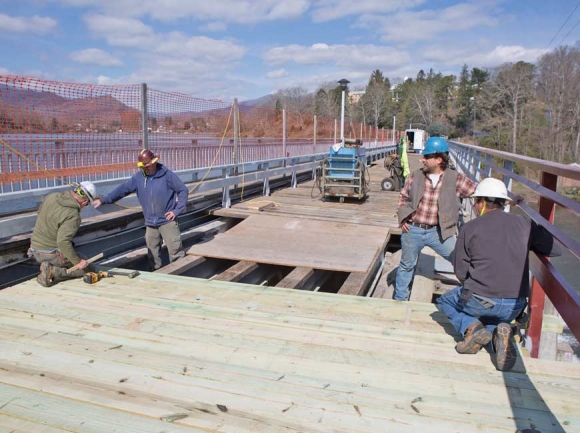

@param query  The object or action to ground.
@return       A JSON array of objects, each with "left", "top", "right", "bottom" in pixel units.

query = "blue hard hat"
[{"left": 423, "top": 137, "right": 449, "bottom": 155}]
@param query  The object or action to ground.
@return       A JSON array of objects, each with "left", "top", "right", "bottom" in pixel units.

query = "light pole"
[
  {"left": 338, "top": 78, "right": 350, "bottom": 146},
  {"left": 470, "top": 96, "right": 476, "bottom": 140},
  {"left": 392, "top": 111, "right": 397, "bottom": 145}
]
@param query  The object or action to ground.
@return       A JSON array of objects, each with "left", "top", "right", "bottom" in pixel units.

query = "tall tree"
[
  {"left": 483, "top": 61, "right": 536, "bottom": 154},
  {"left": 362, "top": 80, "right": 391, "bottom": 139},
  {"left": 277, "top": 86, "right": 313, "bottom": 128},
  {"left": 536, "top": 45, "right": 580, "bottom": 162},
  {"left": 369, "top": 69, "right": 385, "bottom": 85}
]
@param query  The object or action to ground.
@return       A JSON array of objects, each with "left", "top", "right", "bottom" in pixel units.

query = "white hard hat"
[
  {"left": 471, "top": 178, "right": 510, "bottom": 200},
  {"left": 78, "top": 181, "right": 97, "bottom": 203}
]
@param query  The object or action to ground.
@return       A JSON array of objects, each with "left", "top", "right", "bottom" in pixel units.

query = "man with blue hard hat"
[{"left": 394, "top": 137, "right": 477, "bottom": 301}]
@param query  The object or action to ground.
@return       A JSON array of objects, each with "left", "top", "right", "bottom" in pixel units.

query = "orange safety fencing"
[{"left": 0, "top": 75, "right": 396, "bottom": 192}]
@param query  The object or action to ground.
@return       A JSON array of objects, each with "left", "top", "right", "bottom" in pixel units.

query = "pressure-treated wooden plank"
[
  {"left": 212, "top": 261, "right": 258, "bottom": 282},
  {"left": 0, "top": 383, "right": 203, "bottom": 433},
  {"left": 2, "top": 286, "right": 576, "bottom": 428},
  {"left": 276, "top": 267, "right": 315, "bottom": 289},
  {"left": 187, "top": 215, "right": 390, "bottom": 273},
  {"left": 1, "top": 269, "right": 580, "bottom": 432},
  {"left": 246, "top": 200, "right": 275, "bottom": 211},
  {"left": 155, "top": 255, "right": 205, "bottom": 275}
]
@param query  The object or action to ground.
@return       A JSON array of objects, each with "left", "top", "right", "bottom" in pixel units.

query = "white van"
[{"left": 405, "top": 129, "right": 427, "bottom": 153}]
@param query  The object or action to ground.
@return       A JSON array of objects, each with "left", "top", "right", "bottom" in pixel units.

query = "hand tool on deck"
[
  {"left": 82, "top": 270, "right": 110, "bottom": 284},
  {"left": 66, "top": 252, "right": 104, "bottom": 274},
  {"left": 106, "top": 269, "right": 140, "bottom": 279},
  {"left": 82, "top": 269, "right": 140, "bottom": 283}
]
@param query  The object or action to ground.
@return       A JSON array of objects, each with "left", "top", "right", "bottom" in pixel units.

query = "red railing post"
[{"left": 527, "top": 171, "right": 557, "bottom": 358}]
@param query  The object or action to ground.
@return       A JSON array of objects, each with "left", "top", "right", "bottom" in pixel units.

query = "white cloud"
[
  {"left": 153, "top": 33, "right": 247, "bottom": 62},
  {"left": 70, "top": 48, "right": 124, "bottom": 67},
  {"left": 84, "top": 14, "right": 156, "bottom": 46},
  {"left": 263, "top": 43, "right": 410, "bottom": 70},
  {"left": 422, "top": 44, "right": 544, "bottom": 69},
  {"left": 356, "top": 3, "right": 498, "bottom": 43},
  {"left": 64, "top": 0, "right": 310, "bottom": 23},
  {"left": 0, "top": 67, "right": 11, "bottom": 74},
  {"left": 0, "top": 13, "right": 57, "bottom": 34},
  {"left": 467, "top": 45, "right": 545, "bottom": 67},
  {"left": 266, "top": 68, "right": 288, "bottom": 79},
  {"left": 84, "top": 15, "right": 246, "bottom": 62},
  {"left": 311, "top": 0, "right": 424, "bottom": 22},
  {"left": 200, "top": 21, "right": 228, "bottom": 32}
]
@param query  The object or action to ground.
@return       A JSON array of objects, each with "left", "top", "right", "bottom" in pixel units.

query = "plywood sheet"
[{"left": 187, "top": 214, "right": 390, "bottom": 274}]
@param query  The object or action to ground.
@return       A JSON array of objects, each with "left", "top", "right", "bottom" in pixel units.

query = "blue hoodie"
[{"left": 102, "top": 164, "right": 188, "bottom": 227}]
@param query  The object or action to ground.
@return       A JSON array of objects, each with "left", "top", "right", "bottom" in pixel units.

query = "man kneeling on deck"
[
  {"left": 29, "top": 181, "right": 98, "bottom": 287},
  {"left": 436, "top": 178, "right": 561, "bottom": 371}
]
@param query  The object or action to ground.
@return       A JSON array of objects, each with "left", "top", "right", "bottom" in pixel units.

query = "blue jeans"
[
  {"left": 436, "top": 286, "right": 526, "bottom": 336},
  {"left": 394, "top": 225, "right": 456, "bottom": 300}
]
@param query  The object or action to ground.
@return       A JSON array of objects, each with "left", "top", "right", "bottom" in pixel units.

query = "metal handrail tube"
[{"left": 449, "top": 140, "right": 580, "bottom": 357}]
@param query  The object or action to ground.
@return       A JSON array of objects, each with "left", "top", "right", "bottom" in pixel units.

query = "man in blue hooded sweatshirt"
[{"left": 94, "top": 149, "right": 188, "bottom": 270}]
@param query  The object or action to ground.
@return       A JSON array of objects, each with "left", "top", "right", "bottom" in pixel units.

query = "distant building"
[{"left": 348, "top": 90, "right": 365, "bottom": 104}]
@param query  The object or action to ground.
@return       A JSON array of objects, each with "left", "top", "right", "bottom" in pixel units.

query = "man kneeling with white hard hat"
[
  {"left": 436, "top": 178, "right": 561, "bottom": 371},
  {"left": 29, "top": 181, "right": 98, "bottom": 287}
]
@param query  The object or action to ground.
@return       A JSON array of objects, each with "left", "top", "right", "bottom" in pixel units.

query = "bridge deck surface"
[
  {"left": 0, "top": 273, "right": 578, "bottom": 432},
  {"left": 214, "top": 155, "right": 406, "bottom": 232},
  {"left": 1, "top": 154, "right": 579, "bottom": 432}
]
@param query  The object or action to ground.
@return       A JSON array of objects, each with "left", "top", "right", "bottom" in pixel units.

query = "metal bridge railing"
[
  {"left": 450, "top": 140, "right": 580, "bottom": 359},
  {"left": 0, "top": 145, "right": 396, "bottom": 238}
]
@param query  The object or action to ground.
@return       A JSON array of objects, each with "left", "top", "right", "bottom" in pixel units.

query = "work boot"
[
  {"left": 493, "top": 323, "right": 517, "bottom": 371},
  {"left": 37, "top": 262, "right": 55, "bottom": 287},
  {"left": 455, "top": 321, "right": 493, "bottom": 354}
]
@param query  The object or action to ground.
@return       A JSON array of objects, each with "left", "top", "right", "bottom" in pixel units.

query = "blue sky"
[{"left": 1, "top": 0, "right": 579, "bottom": 102}]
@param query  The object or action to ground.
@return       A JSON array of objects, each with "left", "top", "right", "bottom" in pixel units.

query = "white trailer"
[{"left": 405, "top": 129, "right": 427, "bottom": 153}]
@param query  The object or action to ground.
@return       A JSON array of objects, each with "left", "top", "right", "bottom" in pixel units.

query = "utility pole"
[
  {"left": 338, "top": 79, "right": 350, "bottom": 146},
  {"left": 470, "top": 97, "right": 476, "bottom": 140},
  {"left": 141, "top": 83, "right": 148, "bottom": 150}
]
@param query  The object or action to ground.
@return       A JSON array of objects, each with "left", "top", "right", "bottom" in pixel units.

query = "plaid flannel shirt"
[{"left": 398, "top": 170, "right": 477, "bottom": 226}]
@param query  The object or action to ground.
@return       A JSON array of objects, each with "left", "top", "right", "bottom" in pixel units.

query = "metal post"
[
  {"left": 340, "top": 89, "right": 346, "bottom": 145},
  {"left": 313, "top": 115, "right": 317, "bottom": 154},
  {"left": 334, "top": 119, "right": 337, "bottom": 144},
  {"left": 282, "top": 108, "right": 287, "bottom": 158},
  {"left": 233, "top": 98, "right": 239, "bottom": 165},
  {"left": 471, "top": 97, "right": 476, "bottom": 140},
  {"left": 392, "top": 115, "right": 396, "bottom": 145},
  {"left": 141, "top": 83, "right": 148, "bottom": 150},
  {"left": 502, "top": 160, "right": 514, "bottom": 212},
  {"left": 527, "top": 171, "right": 557, "bottom": 358},
  {"left": 473, "top": 103, "right": 476, "bottom": 140}
]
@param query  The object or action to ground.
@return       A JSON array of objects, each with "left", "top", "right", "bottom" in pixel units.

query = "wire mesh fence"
[{"left": 0, "top": 75, "right": 396, "bottom": 192}]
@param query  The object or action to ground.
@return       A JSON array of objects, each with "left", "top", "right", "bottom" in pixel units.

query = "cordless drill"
[{"left": 82, "top": 271, "right": 110, "bottom": 284}]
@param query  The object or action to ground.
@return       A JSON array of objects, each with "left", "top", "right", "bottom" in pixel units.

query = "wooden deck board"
[
  {"left": 0, "top": 274, "right": 579, "bottom": 432},
  {"left": 187, "top": 214, "right": 390, "bottom": 274},
  {"left": 214, "top": 159, "right": 403, "bottom": 233}
]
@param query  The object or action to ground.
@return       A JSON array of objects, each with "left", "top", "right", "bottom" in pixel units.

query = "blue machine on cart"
[{"left": 320, "top": 139, "right": 369, "bottom": 202}]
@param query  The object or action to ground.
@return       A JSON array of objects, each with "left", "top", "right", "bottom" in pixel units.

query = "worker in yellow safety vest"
[{"left": 397, "top": 136, "right": 410, "bottom": 183}]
